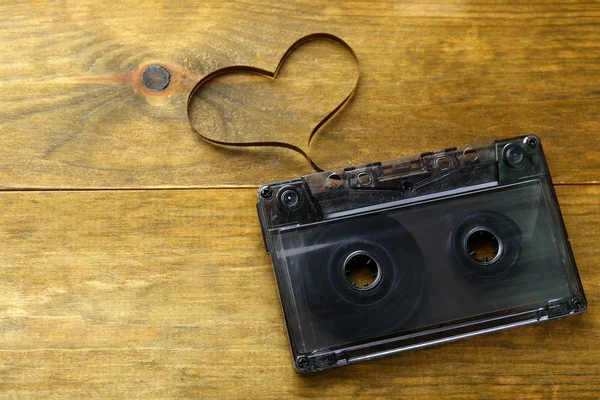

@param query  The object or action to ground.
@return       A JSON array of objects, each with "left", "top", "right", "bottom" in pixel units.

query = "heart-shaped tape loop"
[{"left": 186, "top": 33, "right": 359, "bottom": 173}]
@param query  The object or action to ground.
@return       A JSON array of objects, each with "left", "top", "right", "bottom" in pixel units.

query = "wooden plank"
[
  {"left": 0, "top": 1, "right": 599, "bottom": 187},
  {"left": 0, "top": 186, "right": 597, "bottom": 399}
]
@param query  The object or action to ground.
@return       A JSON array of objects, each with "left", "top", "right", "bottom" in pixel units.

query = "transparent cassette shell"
[{"left": 257, "top": 135, "right": 586, "bottom": 373}]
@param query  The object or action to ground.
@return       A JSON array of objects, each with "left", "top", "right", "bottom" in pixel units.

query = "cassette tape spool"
[
  {"left": 451, "top": 211, "right": 521, "bottom": 278},
  {"left": 257, "top": 135, "right": 586, "bottom": 373}
]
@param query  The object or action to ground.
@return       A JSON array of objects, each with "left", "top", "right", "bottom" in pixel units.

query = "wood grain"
[
  {"left": 0, "top": 0, "right": 599, "bottom": 399},
  {"left": 0, "top": 1, "right": 599, "bottom": 187},
  {"left": 0, "top": 187, "right": 597, "bottom": 399}
]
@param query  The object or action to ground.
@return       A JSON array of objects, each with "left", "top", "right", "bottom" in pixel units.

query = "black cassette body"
[{"left": 256, "top": 135, "right": 586, "bottom": 373}]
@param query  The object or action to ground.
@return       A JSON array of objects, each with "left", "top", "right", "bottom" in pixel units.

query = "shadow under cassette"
[{"left": 256, "top": 135, "right": 586, "bottom": 373}]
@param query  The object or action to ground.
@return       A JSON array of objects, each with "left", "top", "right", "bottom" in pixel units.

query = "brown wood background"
[{"left": 0, "top": 1, "right": 598, "bottom": 398}]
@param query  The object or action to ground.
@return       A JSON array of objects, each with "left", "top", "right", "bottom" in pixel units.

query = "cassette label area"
[{"left": 257, "top": 136, "right": 586, "bottom": 373}]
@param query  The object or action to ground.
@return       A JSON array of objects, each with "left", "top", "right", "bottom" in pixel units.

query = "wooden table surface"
[{"left": 0, "top": 1, "right": 599, "bottom": 398}]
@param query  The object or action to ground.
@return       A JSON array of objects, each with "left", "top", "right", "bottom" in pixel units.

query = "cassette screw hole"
[
  {"left": 401, "top": 180, "right": 413, "bottom": 192},
  {"left": 296, "top": 356, "right": 310, "bottom": 370},
  {"left": 344, "top": 253, "right": 380, "bottom": 290},
  {"left": 466, "top": 229, "right": 502, "bottom": 265},
  {"left": 526, "top": 137, "right": 538, "bottom": 148},
  {"left": 260, "top": 186, "right": 273, "bottom": 199},
  {"left": 573, "top": 298, "right": 585, "bottom": 311}
]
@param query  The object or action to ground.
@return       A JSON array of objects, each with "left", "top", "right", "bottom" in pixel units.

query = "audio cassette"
[{"left": 256, "top": 135, "right": 586, "bottom": 373}]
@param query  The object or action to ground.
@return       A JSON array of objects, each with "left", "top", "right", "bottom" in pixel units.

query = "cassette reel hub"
[
  {"left": 452, "top": 211, "right": 521, "bottom": 278},
  {"left": 465, "top": 227, "right": 503, "bottom": 265},
  {"left": 342, "top": 250, "right": 382, "bottom": 290}
]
